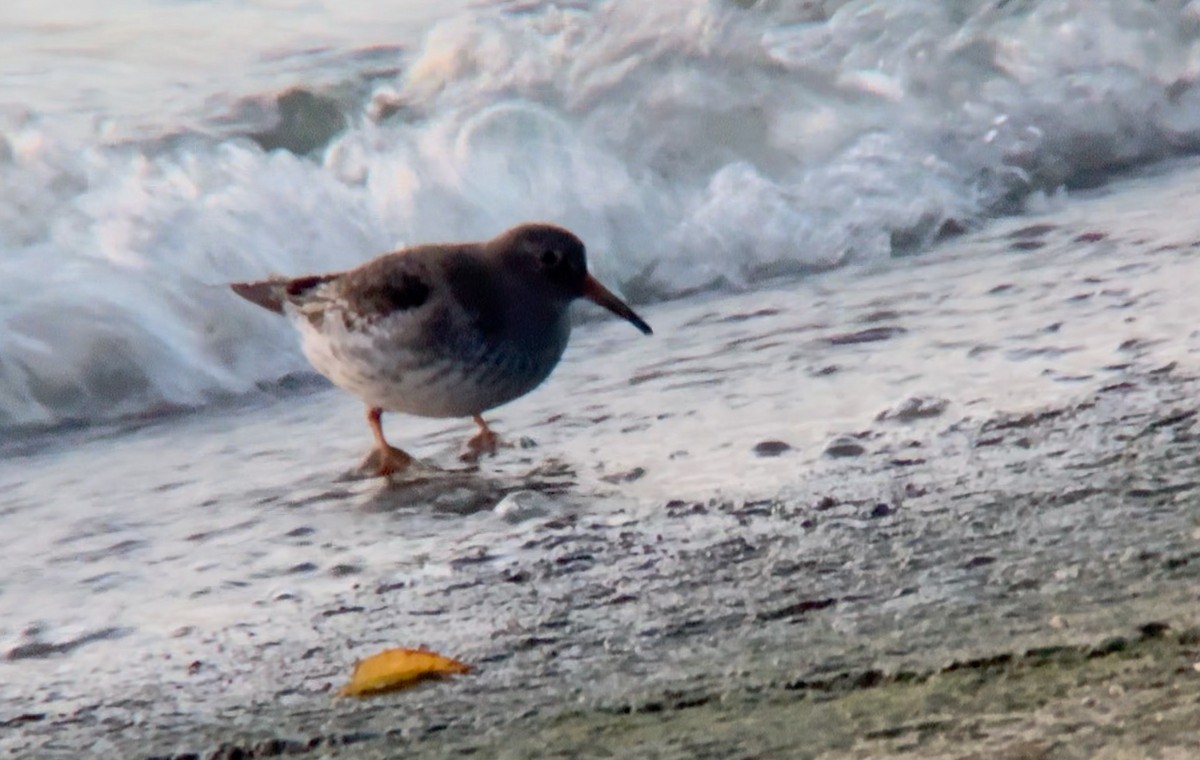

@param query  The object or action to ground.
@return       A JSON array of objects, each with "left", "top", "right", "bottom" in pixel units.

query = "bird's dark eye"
[{"left": 541, "top": 249, "right": 563, "bottom": 268}]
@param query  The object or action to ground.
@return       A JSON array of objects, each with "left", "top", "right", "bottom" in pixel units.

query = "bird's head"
[{"left": 490, "top": 223, "right": 652, "bottom": 335}]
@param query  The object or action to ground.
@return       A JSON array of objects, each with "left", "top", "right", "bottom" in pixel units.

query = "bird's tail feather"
[
  {"left": 230, "top": 279, "right": 289, "bottom": 314},
  {"left": 231, "top": 273, "right": 342, "bottom": 314}
]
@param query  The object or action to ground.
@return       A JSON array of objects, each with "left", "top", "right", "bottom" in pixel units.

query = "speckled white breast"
[{"left": 290, "top": 305, "right": 571, "bottom": 418}]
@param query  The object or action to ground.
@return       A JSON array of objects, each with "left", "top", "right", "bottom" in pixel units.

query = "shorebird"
[{"left": 231, "top": 223, "right": 652, "bottom": 477}]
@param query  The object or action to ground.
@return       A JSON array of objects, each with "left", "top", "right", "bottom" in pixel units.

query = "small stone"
[
  {"left": 815, "top": 495, "right": 838, "bottom": 511},
  {"left": 494, "top": 490, "right": 552, "bottom": 523},
  {"left": 1138, "top": 621, "right": 1170, "bottom": 639},
  {"left": 963, "top": 555, "right": 995, "bottom": 569},
  {"left": 752, "top": 440, "right": 792, "bottom": 457},
  {"left": 1090, "top": 636, "right": 1128, "bottom": 656},
  {"left": 869, "top": 503, "right": 893, "bottom": 519},
  {"left": 825, "top": 436, "right": 866, "bottom": 458},
  {"left": 502, "top": 569, "right": 531, "bottom": 584}
]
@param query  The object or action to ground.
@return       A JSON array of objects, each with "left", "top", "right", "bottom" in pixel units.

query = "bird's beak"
[{"left": 582, "top": 275, "right": 653, "bottom": 335}]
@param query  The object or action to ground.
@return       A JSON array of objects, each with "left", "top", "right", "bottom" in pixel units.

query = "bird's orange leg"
[
  {"left": 460, "top": 413, "right": 500, "bottom": 463},
  {"left": 360, "top": 406, "right": 413, "bottom": 477}
]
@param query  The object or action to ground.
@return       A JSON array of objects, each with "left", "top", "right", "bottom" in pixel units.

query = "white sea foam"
[{"left": 4, "top": 0, "right": 1200, "bottom": 428}]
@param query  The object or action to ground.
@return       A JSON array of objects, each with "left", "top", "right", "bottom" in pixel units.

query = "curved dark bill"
[{"left": 582, "top": 275, "right": 653, "bottom": 335}]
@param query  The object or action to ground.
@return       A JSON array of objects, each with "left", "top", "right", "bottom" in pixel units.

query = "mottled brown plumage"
[{"left": 231, "top": 223, "right": 651, "bottom": 476}]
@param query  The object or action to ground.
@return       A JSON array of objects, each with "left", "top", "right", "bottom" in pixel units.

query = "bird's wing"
[
  {"left": 332, "top": 252, "right": 433, "bottom": 330},
  {"left": 230, "top": 244, "right": 479, "bottom": 333}
]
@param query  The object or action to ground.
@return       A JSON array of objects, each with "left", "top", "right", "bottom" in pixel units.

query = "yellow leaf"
[{"left": 339, "top": 647, "right": 472, "bottom": 697}]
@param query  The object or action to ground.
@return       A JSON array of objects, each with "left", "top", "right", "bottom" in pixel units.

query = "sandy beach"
[{"left": 3, "top": 159, "right": 1200, "bottom": 758}]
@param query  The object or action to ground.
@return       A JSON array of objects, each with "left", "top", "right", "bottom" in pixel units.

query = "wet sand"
[{"left": 4, "top": 161, "right": 1200, "bottom": 758}]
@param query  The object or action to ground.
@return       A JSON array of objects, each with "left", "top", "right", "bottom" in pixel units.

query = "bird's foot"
[
  {"left": 360, "top": 445, "right": 414, "bottom": 478},
  {"left": 459, "top": 428, "right": 501, "bottom": 463}
]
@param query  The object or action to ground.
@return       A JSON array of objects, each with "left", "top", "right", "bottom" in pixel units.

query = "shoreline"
[
  {"left": 5, "top": 163, "right": 1200, "bottom": 758},
  {"left": 64, "top": 351, "right": 1200, "bottom": 760}
]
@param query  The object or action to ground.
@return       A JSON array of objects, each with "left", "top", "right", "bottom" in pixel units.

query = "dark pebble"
[
  {"left": 825, "top": 436, "right": 866, "bottom": 458},
  {"left": 1088, "top": 636, "right": 1128, "bottom": 657},
  {"left": 752, "top": 440, "right": 792, "bottom": 457},
  {"left": 869, "top": 503, "right": 893, "bottom": 519},
  {"left": 963, "top": 555, "right": 996, "bottom": 569},
  {"left": 1137, "top": 621, "right": 1171, "bottom": 639},
  {"left": 503, "top": 569, "right": 531, "bottom": 583}
]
